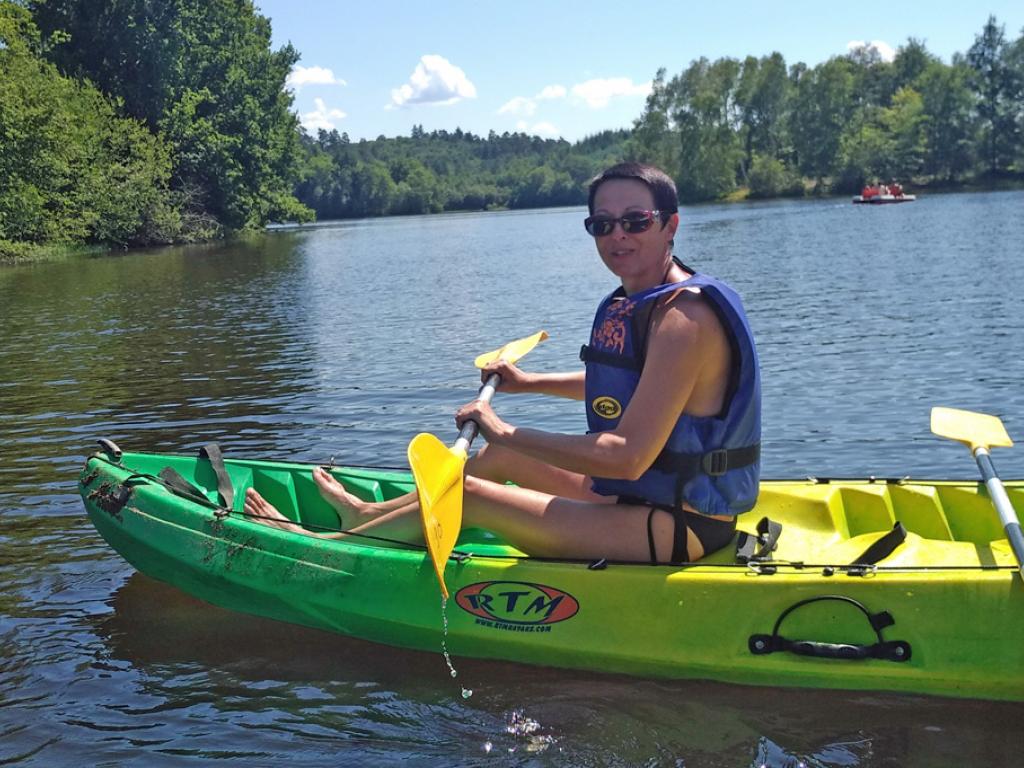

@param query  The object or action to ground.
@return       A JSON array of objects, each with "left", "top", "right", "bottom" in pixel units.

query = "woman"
[{"left": 246, "top": 162, "right": 761, "bottom": 563}]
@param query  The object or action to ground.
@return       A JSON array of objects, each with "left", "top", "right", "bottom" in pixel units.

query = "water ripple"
[{"left": 2, "top": 192, "right": 1023, "bottom": 765}]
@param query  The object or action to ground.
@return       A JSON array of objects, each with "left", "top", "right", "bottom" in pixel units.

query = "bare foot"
[
  {"left": 243, "top": 488, "right": 306, "bottom": 534},
  {"left": 312, "top": 466, "right": 377, "bottom": 527}
]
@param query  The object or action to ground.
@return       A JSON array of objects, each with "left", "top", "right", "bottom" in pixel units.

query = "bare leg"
[
  {"left": 461, "top": 476, "right": 677, "bottom": 561},
  {"left": 466, "top": 443, "right": 609, "bottom": 502},
  {"left": 246, "top": 443, "right": 707, "bottom": 560},
  {"left": 345, "top": 475, "right": 698, "bottom": 562},
  {"left": 247, "top": 477, "right": 703, "bottom": 561},
  {"left": 310, "top": 443, "right": 605, "bottom": 524}
]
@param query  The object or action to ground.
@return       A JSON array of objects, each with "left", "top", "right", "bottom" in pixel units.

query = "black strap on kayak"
[
  {"left": 155, "top": 444, "right": 233, "bottom": 517},
  {"left": 199, "top": 443, "right": 234, "bottom": 509},
  {"left": 736, "top": 516, "right": 782, "bottom": 566},
  {"left": 749, "top": 595, "right": 912, "bottom": 663},
  {"left": 846, "top": 522, "right": 907, "bottom": 576},
  {"left": 158, "top": 466, "right": 216, "bottom": 504}
]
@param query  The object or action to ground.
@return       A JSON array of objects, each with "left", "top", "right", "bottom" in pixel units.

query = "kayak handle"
[
  {"left": 749, "top": 595, "right": 911, "bottom": 663},
  {"left": 97, "top": 438, "right": 123, "bottom": 462},
  {"left": 784, "top": 639, "right": 899, "bottom": 661}
]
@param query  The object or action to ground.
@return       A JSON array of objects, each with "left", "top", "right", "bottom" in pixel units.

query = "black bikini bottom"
[{"left": 617, "top": 495, "right": 737, "bottom": 563}]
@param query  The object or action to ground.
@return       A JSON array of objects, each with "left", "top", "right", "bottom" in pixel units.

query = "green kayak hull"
[{"left": 78, "top": 448, "right": 1024, "bottom": 701}]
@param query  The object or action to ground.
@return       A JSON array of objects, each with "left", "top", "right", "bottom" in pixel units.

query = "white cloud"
[
  {"left": 571, "top": 78, "right": 652, "bottom": 109},
  {"left": 286, "top": 65, "right": 345, "bottom": 91},
  {"left": 389, "top": 55, "right": 476, "bottom": 108},
  {"left": 537, "top": 85, "right": 567, "bottom": 100},
  {"left": 515, "top": 120, "right": 561, "bottom": 139},
  {"left": 300, "top": 98, "right": 347, "bottom": 133},
  {"left": 498, "top": 96, "right": 536, "bottom": 116},
  {"left": 497, "top": 84, "right": 566, "bottom": 117},
  {"left": 846, "top": 40, "right": 896, "bottom": 63}
]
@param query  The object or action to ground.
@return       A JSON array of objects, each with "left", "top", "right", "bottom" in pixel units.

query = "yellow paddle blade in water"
[
  {"left": 474, "top": 330, "right": 549, "bottom": 369},
  {"left": 931, "top": 407, "right": 1014, "bottom": 452},
  {"left": 411, "top": 331, "right": 548, "bottom": 598},
  {"left": 408, "top": 432, "right": 468, "bottom": 599}
]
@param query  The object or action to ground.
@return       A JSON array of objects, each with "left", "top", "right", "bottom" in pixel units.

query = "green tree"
[
  {"left": 1, "top": 2, "right": 177, "bottom": 251},
  {"left": 668, "top": 57, "right": 743, "bottom": 201},
  {"left": 630, "top": 68, "right": 680, "bottom": 175},
  {"left": 967, "top": 15, "right": 1019, "bottom": 174},
  {"left": 350, "top": 161, "right": 396, "bottom": 216},
  {"left": 1002, "top": 28, "right": 1024, "bottom": 171},
  {"left": 790, "top": 57, "right": 857, "bottom": 187},
  {"left": 390, "top": 158, "right": 443, "bottom": 214},
  {"left": 734, "top": 52, "right": 791, "bottom": 179},
  {"left": 892, "top": 38, "right": 936, "bottom": 91},
  {"left": 748, "top": 153, "right": 802, "bottom": 198},
  {"left": 846, "top": 43, "right": 896, "bottom": 107},
  {"left": 835, "top": 109, "right": 891, "bottom": 190},
  {"left": 916, "top": 60, "right": 975, "bottom": 180},
  {"left": 882, "top": 87, "right": 928, "bottom": 179},
  {"left": 32, "top": 0, "right": 312, "bottom": 232}
]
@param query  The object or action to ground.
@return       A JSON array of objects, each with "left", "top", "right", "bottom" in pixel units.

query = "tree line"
[
  {"left": 1, "top": 1, "right": 1022, "bottom": 260},
  {"left": 632, "top": 18, "right": 1024, "bottom": 200},
  {"left": 1, "top": 0, "right": 310, "bottom": 259},
  {"left": 295, "top": 126, "right": 629, "bottom": 219}
]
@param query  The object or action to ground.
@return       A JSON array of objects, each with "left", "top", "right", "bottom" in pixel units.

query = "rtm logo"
[{"left": 455, "top": 581, "right": 579, "bottom": 625}]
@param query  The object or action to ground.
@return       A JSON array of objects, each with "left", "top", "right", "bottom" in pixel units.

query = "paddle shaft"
[
  {"left": 974, "top": 447, "right": 1024, "bottom": 577},
  {"left": 453, "top": 373, "right": 500, "bottom": 454}
]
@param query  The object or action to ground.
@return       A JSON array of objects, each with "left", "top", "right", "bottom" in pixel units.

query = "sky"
[{"left": 254, "top": 1, "right": 1024, "bottom": 143}]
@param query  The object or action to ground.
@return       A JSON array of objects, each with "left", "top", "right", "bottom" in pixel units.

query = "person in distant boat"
[{"left": 245, "top": 162, "right": 762, "bottom": 564}]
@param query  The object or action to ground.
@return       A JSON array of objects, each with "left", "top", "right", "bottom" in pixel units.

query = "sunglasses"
[{"left": 583, "top": 210, "right": 665, "bottom": 237}]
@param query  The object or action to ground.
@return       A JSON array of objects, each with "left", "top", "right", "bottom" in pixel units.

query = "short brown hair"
[{"left": 587, "top": 163, "right": 679, "bottom": 216}]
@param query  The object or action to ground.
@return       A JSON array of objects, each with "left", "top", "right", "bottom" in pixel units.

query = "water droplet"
[{"left": 439, "top": 591, "right": 469, "bottom": 695}]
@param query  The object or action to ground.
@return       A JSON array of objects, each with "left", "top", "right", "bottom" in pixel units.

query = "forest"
[{"left": 1, "top": 0, "right": 1022, "bottom": 260}]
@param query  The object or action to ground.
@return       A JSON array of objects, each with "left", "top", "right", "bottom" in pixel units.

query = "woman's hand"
[
  {"left": 455, "top": 399, "right": 511, "bottom": 444},
  {"left": 480, "top": 360, "right": 534, "bottom": 393}
]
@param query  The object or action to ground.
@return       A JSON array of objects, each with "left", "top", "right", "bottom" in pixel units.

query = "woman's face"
[{"left": 590, "top": 179, "right": 678, "bottom": 289}]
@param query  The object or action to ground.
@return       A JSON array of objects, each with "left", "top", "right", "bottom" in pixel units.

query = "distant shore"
[{"left": 5, "top": 177, "right": 1022, "bottom": 266}]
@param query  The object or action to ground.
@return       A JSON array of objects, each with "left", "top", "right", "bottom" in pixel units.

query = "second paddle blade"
[
  {"left": 474, "top": 330, "right": 549, "bottom": 369},
  {"left": 931, "top": 407, "right": 1013, "bottom": 451},
  {"left": 408, "top": 432, "right": 467, "bottom": 599}
]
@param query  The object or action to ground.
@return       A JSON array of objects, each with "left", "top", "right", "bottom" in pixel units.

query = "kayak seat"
[
  {"left": 937, "top": 485, "right": 1009, "bottom": 544},
  {"left": 837, "top": 486, "right": 897, "bottom": 537}
]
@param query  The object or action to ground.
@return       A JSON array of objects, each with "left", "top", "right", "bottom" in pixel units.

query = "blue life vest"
[{"left": 580, "top": 266, "right": 761, "bottom": 516}]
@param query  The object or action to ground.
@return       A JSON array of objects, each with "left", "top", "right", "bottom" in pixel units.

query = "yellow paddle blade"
[
  {"left": 474, "top": 330, "right": 549, "bottom": 369},
  {"left": 931, "top": 407, "right": 1014, "bottom": 452},
  {"left": 408, "top": 432, "right": 469, "bottom": 599}
]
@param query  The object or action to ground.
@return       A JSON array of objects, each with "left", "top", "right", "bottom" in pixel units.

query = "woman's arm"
[
  {"left": 482, "top": 360, "right": 585, "bottom": 401},
  {"left": 460, "top": 293, "right": 727, "bottom": 479}
]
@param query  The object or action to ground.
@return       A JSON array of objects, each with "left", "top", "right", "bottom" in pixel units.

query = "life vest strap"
[
  {"left": 579, "top": 344, "right": 641, "bottom": 371},
  {"left": 652, "top": 443, "right": 760, "bottom": 478}
]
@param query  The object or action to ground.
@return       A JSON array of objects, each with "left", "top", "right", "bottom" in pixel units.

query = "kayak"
[
  {"left": 852, "top": 193, "right": 917, "bottom": 204},
  {"left": 78, "top": 442, "right": 1024, "bottom": 702}
]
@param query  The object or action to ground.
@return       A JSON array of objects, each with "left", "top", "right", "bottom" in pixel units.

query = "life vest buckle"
[{"left": 702, "top": 449, "right": 730, "bottom": 476}]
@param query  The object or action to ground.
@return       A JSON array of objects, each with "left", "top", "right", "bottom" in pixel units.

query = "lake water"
[{"left": 2, "top": 190, "right": 1023, "bottom": 765}]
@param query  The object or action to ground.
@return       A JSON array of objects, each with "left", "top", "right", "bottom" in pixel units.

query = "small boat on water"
[
  {"left": 853, "top": 183, "right": 916, "bottom": 204},
  {"left": 79, "top": 424, "right": 1024, "bottom": 702}
]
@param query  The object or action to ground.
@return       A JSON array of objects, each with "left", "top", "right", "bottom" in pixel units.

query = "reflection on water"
[
  {"left": 2, "top": 191, "right": 1024, "bottom": 764},
  {"left": 76, "top": 574, "right": 1024, "bottom": 766}
]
